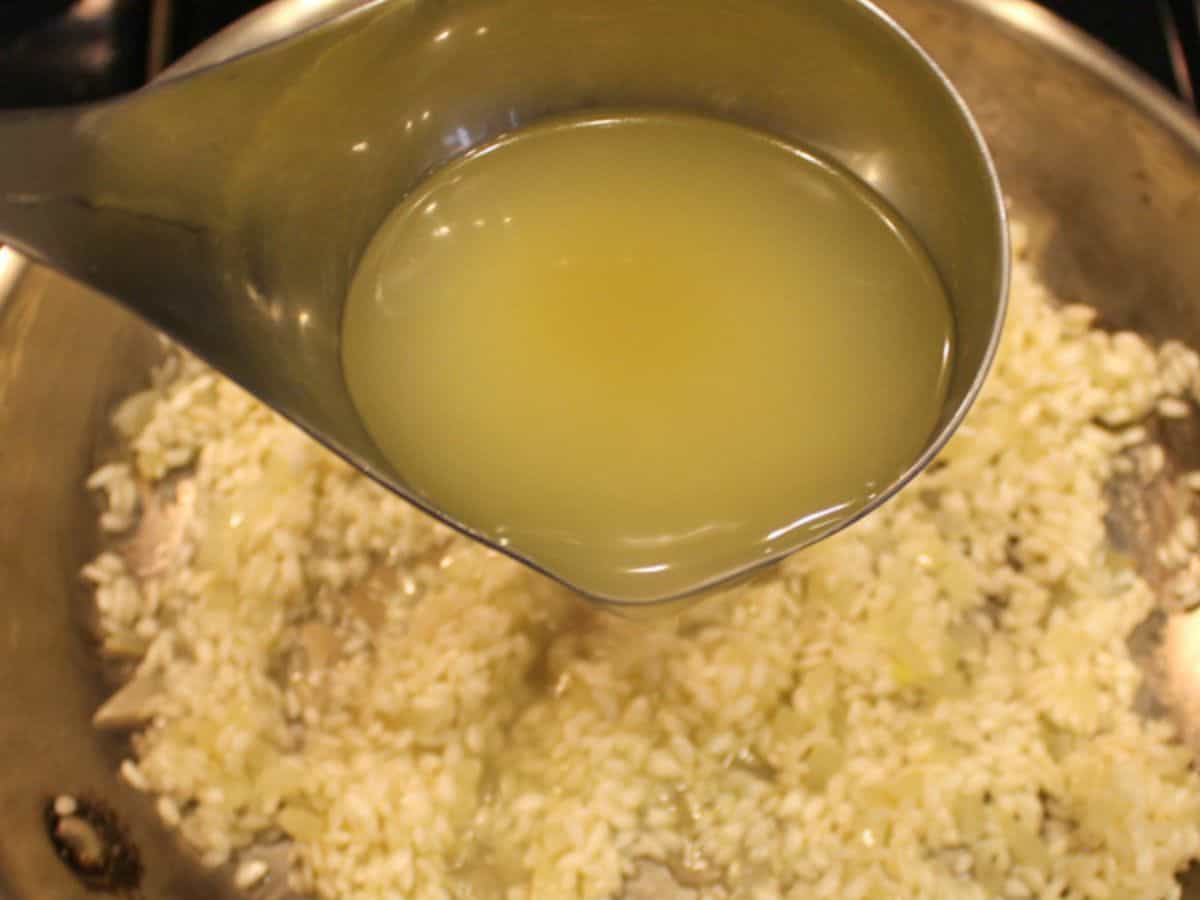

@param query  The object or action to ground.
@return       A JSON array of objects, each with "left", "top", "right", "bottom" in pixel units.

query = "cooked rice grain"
[{"left": 86, "top": 222, "right": 1200, "bottom": 899}]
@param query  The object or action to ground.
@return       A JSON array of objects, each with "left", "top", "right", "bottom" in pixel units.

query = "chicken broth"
[{"left": 340, "top": 112, "right": 954, "bottom": 602}]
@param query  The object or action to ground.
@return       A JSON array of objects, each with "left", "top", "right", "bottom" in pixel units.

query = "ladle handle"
[
  {"left": 0, "top": 107, "right": 97, "bottom": 282},
  {"left": 0, "top": 101, "right": 228, "bottom": 344}
]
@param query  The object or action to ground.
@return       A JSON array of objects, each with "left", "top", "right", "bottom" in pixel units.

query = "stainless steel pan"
[{"left": 1, "top": 0, "right": 1198, "bottom": 896}]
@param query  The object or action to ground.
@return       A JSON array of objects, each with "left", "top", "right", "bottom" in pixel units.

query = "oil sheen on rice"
[{"left": 341, "top": 112, "right": 954, "bottom": 603}]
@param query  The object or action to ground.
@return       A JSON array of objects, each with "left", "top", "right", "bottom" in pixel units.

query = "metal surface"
[
  {"left": 0, "top": 247, "right": 24, "bottom": 302},
  {"left": 1, "top": 0, "right": 1199, "bottom": 896},
  {"left": 0, "top": 0, "right": 1007, "bottom": 605}
]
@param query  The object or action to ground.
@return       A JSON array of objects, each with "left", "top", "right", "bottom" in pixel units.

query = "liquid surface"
[{"left": 341, "top": 113, "right": 953, "bottom": 603}]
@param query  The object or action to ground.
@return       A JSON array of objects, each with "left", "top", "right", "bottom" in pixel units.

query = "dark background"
[{"left": 0, "top": 0, "right": 1197, "bottom": 110}]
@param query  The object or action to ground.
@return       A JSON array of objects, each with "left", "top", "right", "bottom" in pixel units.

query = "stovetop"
[{"left": 1, "top": 0, "right": 1196, "bottom": 110}]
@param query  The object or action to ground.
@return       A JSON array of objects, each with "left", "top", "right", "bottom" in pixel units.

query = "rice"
[{"left": 85, "top": 221, "right": 1200, "bottom": 899}]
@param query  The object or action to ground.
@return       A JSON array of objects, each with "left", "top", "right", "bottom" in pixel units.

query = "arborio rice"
[{"left": 85, "top": 223, "right": 1200, "bottom": 899}]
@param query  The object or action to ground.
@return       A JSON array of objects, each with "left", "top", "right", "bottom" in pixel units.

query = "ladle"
[{"left": 0, "top": 0, "right": 1008, "bottom": 605}]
